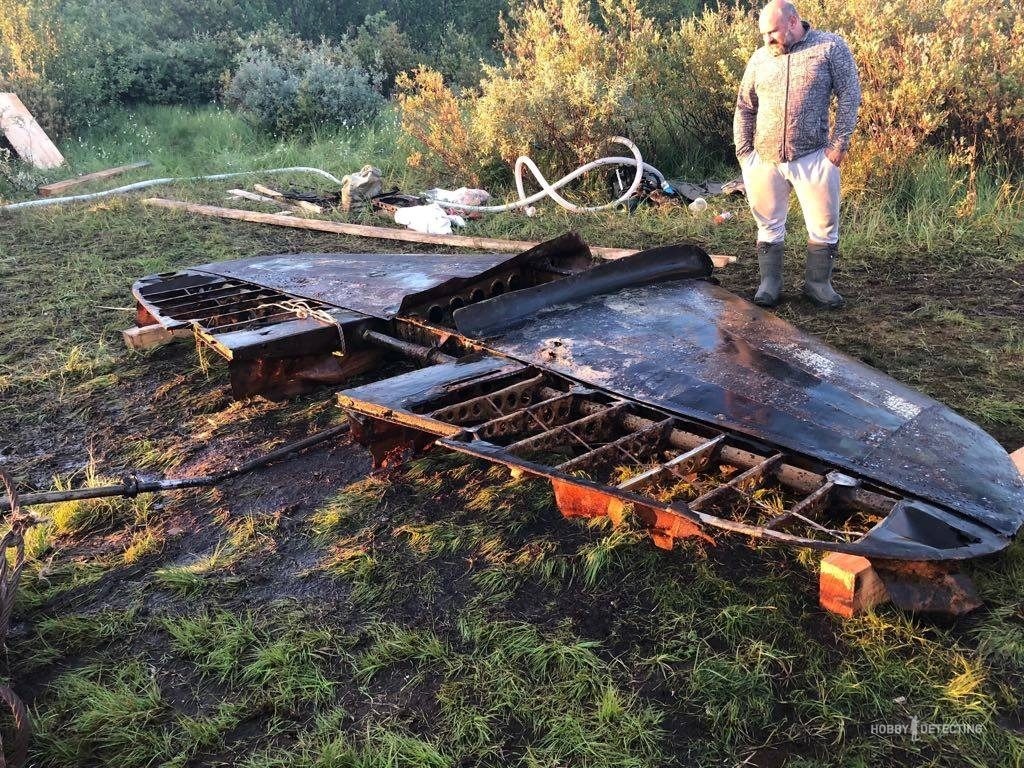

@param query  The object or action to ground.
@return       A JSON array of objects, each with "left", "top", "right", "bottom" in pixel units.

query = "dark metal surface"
[
  {"left": 476, "top": 277, "right": 1024, "bottom": 550},
  {"left": 186, "top": 234, "right": 594, "bottom": 321},
  {"left": 130, "top": 234, "right": 1024, "bottom": 569},
  {"left": 188, "top": 252, "right": 511, "bottom": 318},
  {"left": 454, "top": 244, "right": 713, "bottom": 337}
]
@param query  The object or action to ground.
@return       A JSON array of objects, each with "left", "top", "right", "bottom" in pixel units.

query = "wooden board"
[
  {"left": 37, "top": 160, "right": 150, "bottom": 196},
  {"left": 0, "top": 92, "right": 65, "bottom": 169},
  {"left": 122, "top": 323, "right": 192, "bottom": 350},
  {"left": 141, "top": 198, "right": 737, "bottom": 268}
]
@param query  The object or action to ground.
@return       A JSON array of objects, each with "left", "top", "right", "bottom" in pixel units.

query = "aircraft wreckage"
[{"left": 126, "top": 234, "right": 1024, "bottom": 616}]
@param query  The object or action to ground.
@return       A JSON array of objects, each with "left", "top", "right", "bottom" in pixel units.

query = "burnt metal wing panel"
[
  {"left": 454, "top": 244, "right": 714, "bottom": 337},
  {"left": 187, "top": 233, "right": 595, "bottom": 320},
  {"left": 128, "top": 235, "right": 1023, "bottom": 572},
  {"left": 187, "top": 251, "right": 512, "bottom": 318},
  {"left": 468, "top": 277, "right": 1024, "bottom": 543}
]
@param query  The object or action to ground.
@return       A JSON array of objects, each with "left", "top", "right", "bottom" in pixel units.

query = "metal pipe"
[{"left": 360, "top": 329, "right": 455, "bottom": 365}]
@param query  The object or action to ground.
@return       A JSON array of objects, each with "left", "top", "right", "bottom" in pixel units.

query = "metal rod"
[
  {"left": 617, "top": 433, "right": 726, "bottom": 492},
  {"left": 361, "top": 329, "right": 455, "bottom": 365},
  {"left": 557, "top": 418, "right": 672, "bottom": 473},
  {"left": 160, "top": 288, "right": 270, "bottom": 315},
  {"left": 152, "top": 282, "right": 250, "bottom": 307},
  {"left": 472, "top": 392, "right": 576, "bottom": 440},
  {"left": 141, "top": 280, "right": 228, "bottom": 300},
  {"left": 201, "top": 311, "right": 298, "bottom": 332},
  {"left": 505, "top": 403, "right": 626, "bottom": 454},
  {"left": 0, "top": 423, "right": 350, "bottom": 511},
  {"left": 429, "top": 373, "right": 546, "bottom": 423},
  {"left": 765, "top": 479, "right": 835, "bottom": 531},
  {"left": 689, "top": 453, "right": 784, "bottom": 511}
]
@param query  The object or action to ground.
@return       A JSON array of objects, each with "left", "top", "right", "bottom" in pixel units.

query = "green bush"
[
  {"left": 223, "top": 28, "right": 385, "bottom": 135},
  {"left": 399, "top": 0, "right": 1024, "bottom": 187},
  {"left": 434, "top": 21, "right": 496, "bottom": 92},
  {"left": 348, "top": 11, "right": 423, "bottom": 95},
  {"left": 124, "top": 34, "right": 239, "bottom": 105}
]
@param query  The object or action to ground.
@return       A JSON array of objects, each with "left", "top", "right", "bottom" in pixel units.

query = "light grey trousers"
[{"left": 739, "top": 148, "right": 841, "bottom": 245}]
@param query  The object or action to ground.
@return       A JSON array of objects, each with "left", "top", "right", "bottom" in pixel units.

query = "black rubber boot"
[
  {"left": 803, "top": 242, "right": 845, "bottom": 309},
  {"left": 753, "top": 241, "right": 784, "bottom": 307}
]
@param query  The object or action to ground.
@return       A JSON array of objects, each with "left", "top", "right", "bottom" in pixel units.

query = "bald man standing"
[{"left": 734, "top": 0, "right": 861, "bottom": 308}]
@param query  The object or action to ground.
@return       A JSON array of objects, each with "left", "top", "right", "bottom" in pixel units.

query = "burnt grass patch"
[{"left": 1, "top": 190, "right": 1023, "bottom": 766}]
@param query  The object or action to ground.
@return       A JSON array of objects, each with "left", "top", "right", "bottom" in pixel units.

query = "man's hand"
[{"left": 825, "top": 146, "right": 847, "bottom": 167}]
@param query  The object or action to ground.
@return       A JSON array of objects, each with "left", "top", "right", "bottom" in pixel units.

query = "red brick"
[
  {"left": 1011, "top": 446, "right": 1024, "bottom": 478},
  {"left": 819, "top": 553, "right": 889, "bottom": 618}
]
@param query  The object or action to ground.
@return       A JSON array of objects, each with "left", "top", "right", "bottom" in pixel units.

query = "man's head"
[{"left": 758, "top": 0, "right": 804, "bottom": 54}]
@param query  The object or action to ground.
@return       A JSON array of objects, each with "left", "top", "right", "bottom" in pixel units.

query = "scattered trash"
[
  {"left": 688, "top": 197, "right": 708, "bottom": 213},
  {"left": 228, "top": 188, "right": 290, "bottom": 208},
  {"left": 340, "top": 165, "right": 383, "bottom": 211},
  {"left": 253, "top": 184, "right": 322, "bottom": 213},
  {"left": 668, "top": 177, "right": 746, "bottom": 202},
  {"left": 611, "top": 170, "right": 745, "bottom": 212},
  {"left": 424, "top": 136, "right": 651, "bottom": 215},
  {"left": 721, "top": 177, "right": 746, "bottom": 196},
  {"left": 424, "top": 187, "right": 491, "bottom": 207},
  {"left": 394, "top": 202, "right": 467, "bottom": 235},
  {"left": 371, "top": 191, "right": 425, "bottom": 215},
  {"left": 0, "top": 92, "right": 64, "bottom": 169},
  {"left": 140, "top": 198, "right": 737, "bottom": 266},
  {"left": 713, "top": 210, "right": 734, "bottom": 224}
]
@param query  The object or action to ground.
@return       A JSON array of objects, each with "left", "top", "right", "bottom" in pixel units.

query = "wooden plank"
[
  {"left": 252, "top": 183, "right": 285, "bottom": 198},
  {"left": 122, "top": 323, "right": 191, "bottom": 351},
  {"left": 252, "top": 185, "right": 323, "bottom": 213},
  {"left": 227, "top": 189, "right": 294, "bottom": 209},
  {"left": 141, "top": 198, "right": 736, "bottom": 268},
  {"left": 37, "top": 160, "right": 150, "bottom": 196},
  {"left": 0, "top": 92, "right": 65, "bottom": 169}
]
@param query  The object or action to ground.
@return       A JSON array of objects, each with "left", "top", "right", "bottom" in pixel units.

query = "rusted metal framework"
[{"left": 127, "top": 234, "right": 1024, "bottom": 615}]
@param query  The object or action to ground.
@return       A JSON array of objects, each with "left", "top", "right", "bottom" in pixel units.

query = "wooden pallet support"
[
  {"left": 122, "top": 324, "right": 191, "bottom": 350},
  {"left": 819, "top": 553, "right": 889, "bottom": 618}
]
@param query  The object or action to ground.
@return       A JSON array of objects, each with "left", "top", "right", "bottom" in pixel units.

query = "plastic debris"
[
  {"left": 424, "top": 187, "right": 491, "bottom": 207},
  {"left": 394, "top": 202, "right": 467, "bottom": 235}
]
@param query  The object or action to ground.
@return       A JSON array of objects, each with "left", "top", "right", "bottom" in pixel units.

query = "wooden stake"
[
  {"left": 253, "top": 184, "right": 323, "bottom": 214},
  {"left": 140, "top": 197, "right": 736, "bottom": 267},
  {"left": 122, "top": 324, "right": 191, "bottom": 350},
  {"left": 227, "top": 189, "right": 297, "bottom": 210},
  {"left": 37, "top": 160, "right": 150, "bottom": 197}
]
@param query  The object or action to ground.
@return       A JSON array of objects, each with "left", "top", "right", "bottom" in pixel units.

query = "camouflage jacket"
[{"left": 733, "top": 22, "right": 861, "bottom": 163}]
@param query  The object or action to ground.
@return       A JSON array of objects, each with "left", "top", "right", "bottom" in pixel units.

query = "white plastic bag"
[{"left": 394, "top": 203, "right": 466, "bottom": 235}]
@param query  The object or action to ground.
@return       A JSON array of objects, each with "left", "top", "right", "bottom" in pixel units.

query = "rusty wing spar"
[{"left": 127, "top": 234, "right": 1024, "bottom": 611}]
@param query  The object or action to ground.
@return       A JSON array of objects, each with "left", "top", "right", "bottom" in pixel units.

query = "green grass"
[{"left": 2, "top": 104, "right": 1024, "bottom": 767}]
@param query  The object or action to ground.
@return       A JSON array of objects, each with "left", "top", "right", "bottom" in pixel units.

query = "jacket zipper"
[{"left": 782, "top": 54, "right": 790, "bottom": 162}]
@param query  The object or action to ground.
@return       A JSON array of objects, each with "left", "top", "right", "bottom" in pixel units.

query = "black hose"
[{"left": 0, "top": 422, "right": 350, "bottom": 512}]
